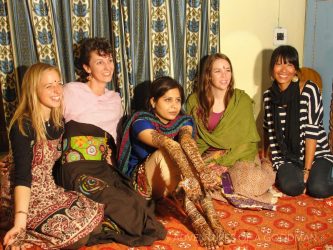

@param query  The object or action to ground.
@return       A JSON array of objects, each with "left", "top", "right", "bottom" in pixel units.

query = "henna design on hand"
[
  {"left": 179, "top": 127, "right": 221, "bottom": 191},
  {"left": 199, "top": 170, "right": 222, "bottom": 191},
  {"left": 150, "top": 130, "right": 202, "bottom": 200},
  {"left": 178, "top": 126, "right": 205, "bottom": 170},
  {"left": 178, "top": 177, "right": 202, "bottom": 202}
]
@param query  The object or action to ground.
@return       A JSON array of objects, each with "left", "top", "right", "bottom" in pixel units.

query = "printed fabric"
[
  {"left": 60, "top": 120, "right": 167, "bottom": 246},
  {"left": 6, "top": 121, "right": 104, "bottom": 249}
]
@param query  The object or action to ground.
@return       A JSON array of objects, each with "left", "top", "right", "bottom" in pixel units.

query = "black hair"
[
  {"left": 147, "top": 76, "right": 185, "bottom": 111},
  {"left": 269, "top": 45, "right": 300, "bottom": 77}
]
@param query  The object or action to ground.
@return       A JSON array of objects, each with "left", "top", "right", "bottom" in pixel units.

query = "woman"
[
  {"left": 3, "top": 63, "right": 103, "bottom": 249},
  {"left": 263, "top": 45, "right": 333, "bottom": 197},
  {"left": 59, "top": 37, "right": 166, "bottom": 246},
  {"left": 186, "top": 53, "right": 276, "bottom": 207},
  {"left": 186, "top": 53, "right": 260, "bottom": 167},
  {"left": 118, "top": 76, "right": 235, "bottom": 249}
]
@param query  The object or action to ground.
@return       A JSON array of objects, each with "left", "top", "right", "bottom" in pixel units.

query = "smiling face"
[
  {"left": 37, "top": 69, "right": 63, "bottom": 118},
  {"left": 210, "top": 58, "right": 232, "bottom": 93},
  {"left": 273, "top": 57, "right": 296, "bottom": 88},
  {"left": 150, "top": 88, "right": 182, "bottom": 124},
  {"left": 83, "top": 50, "right": 114, "bottom": 85}
]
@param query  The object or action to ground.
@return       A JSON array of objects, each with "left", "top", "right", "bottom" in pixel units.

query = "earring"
[
  {"left": 270, "top": 76, "right": 275, "bottom": 81},
  {"left": 87, "top": 73, "right": 92, "bottom": 81},
  {"left": 292, "top": 75, "right": 299, "bottom": 83}
]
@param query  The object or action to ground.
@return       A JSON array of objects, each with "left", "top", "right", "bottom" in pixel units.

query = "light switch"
[{"left": 273, "top": 27, "right": 287, "bottom": 45}]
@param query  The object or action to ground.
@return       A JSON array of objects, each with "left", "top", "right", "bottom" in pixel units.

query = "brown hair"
[{"left": 196, "top": 53, "right": 235, "bottom": 125}]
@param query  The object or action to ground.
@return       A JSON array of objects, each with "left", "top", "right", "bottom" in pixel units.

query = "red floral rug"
[{"left": 1, "top": 194, "right": 333, "bottom": 250}]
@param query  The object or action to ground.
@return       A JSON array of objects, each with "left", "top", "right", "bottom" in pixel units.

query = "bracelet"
[
  {"left": 303, "top": 169, "right": 310, "bottom": 173},
  {"left": 16, "top": 211, "right": 28, "bottom": 215}
]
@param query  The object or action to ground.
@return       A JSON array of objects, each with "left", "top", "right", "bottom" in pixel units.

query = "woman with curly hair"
[{"left": 58, "top": 37, "right": 166, "bottom": 246}]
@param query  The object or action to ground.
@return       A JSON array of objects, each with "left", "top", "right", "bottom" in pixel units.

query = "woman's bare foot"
[
  {"left": 193, "top": 219, "right": 218, "bottom": 249},
  {"left": 182, "top": 195, "right": 220, "bottom": 249},
  {"left": 214, "top": 227, "right": 235, "bottom": 245},
  {"left": 200, "top": 196, "right": 236, "bottom": 245}
]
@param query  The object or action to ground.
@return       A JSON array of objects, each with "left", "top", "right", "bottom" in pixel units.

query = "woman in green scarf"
[
  {"left": 186, "top": 53, "right": 260, "bottom": 168},
  {"left": 186, "top": 53, "right": 277, "bottom": 207}
]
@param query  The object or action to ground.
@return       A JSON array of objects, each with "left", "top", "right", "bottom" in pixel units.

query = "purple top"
[{"left": 207, "top": 111, "right": 224, "bottom": 131}]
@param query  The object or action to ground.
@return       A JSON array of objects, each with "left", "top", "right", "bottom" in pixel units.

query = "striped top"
[{"left": 263, "top": 81, "right": 333, "bottom": 169}]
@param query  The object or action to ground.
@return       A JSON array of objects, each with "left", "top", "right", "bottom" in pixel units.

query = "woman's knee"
[
  {"left": 276, "top": 177, "right": 304, "bottom": 196},
  {"left": 145, "top": 150, "right": 181, "bottom": 198},
  {"left": 276, "top": 164, "right": 305, "bottom": 196},
  {"left": 307, "top": 158, "right": 333, "bottom": 198},
  {"left": 307, "top": 180, "right": 333, "bottom": 198}
]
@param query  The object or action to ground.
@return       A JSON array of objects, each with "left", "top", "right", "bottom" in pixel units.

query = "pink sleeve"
[{"left": 63, "top": 83, "right": 79, "bottom": 122}]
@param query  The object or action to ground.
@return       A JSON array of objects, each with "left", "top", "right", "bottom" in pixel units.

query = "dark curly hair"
[{"left": 77, "top": 37, "right": 113, "bottom": 82}]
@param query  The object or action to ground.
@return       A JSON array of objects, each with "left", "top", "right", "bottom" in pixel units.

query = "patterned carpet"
[{"left": 1, "top": 194, "right": 333, "bottom": 250}]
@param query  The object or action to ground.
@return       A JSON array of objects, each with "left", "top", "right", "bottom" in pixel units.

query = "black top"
[{"left": 10, "top": 119, "right": 63, "bottom": 187}]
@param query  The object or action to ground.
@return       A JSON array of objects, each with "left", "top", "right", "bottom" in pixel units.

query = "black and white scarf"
[{"left": 270, "top": 81, "right": 302, "bottom": 167}]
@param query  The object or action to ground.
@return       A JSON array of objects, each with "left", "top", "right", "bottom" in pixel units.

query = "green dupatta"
[{"left": 186, "top": 89, "right": 260, "bottom": 167}]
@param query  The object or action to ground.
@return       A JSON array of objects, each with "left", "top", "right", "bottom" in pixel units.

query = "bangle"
[
  {"left": 16, "top": 211, "right": 28, "bottom": 215},
  {"left": 303, "top": 169, "right": 310, "bottom": 173}
]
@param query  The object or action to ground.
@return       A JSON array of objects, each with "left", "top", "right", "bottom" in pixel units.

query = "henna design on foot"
[
  {"left": 201, "top": 196, "right": 235, "bottom": 245},
  {"left": 182, "top": 194, "right": 219, "bottom": 249}
]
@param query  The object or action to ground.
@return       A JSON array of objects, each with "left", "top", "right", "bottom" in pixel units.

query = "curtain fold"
[
  {"left": 184, "top": 0, "right": 202, "bottom": 97},
  {"left": 52, "top": 0, "right": 74, "bottom": 81},
  {"left": 0, "top": 0, "right": 220, "bottom": 138},
  {"left": 0, "top": 0, "right": 20, "bottom": 127},
  {"left": 27, "top": 0, "right": 60, "bottom": 66},
  {"left": 70, "top": 0, "right": 92, "bottom": 81},
  {"left": 149, "top": 0, "right": 172, "bottom": 80}
]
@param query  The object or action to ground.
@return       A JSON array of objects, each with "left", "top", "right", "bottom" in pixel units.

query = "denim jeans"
[{"left": 276, "top": 157, "right": 333, "bottom": 198}]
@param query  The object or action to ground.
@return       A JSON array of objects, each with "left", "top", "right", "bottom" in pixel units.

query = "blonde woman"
[{"left": 3, "top": 63, "right": 103, "bottom": 249}]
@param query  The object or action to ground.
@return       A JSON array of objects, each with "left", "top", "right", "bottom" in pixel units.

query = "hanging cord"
[{"left": 277, "top": 0, "right": 281, "bottom": 27}]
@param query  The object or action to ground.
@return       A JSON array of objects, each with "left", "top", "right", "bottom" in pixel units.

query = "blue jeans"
[{"left": 276, "top": 158, "right": 333, "bottom": 198}]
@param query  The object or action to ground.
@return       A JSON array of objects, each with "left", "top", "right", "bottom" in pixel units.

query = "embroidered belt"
[{"left": 62, "top": 136, "right": 108, "bottom": 163}]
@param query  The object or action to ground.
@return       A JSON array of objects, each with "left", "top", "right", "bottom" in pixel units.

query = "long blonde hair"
[
  {"left": 9, "top": 63, "right": 63, "bottom": 141},
  {"left": 197, "top": 53, "right": 235, "bottom": 126}
]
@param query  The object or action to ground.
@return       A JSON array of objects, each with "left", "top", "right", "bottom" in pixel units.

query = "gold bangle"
[
  {"left": 303, "top": 169, "right": 310, "bottom": 173},
  {"left": 16, "top": 211, "right": 28, "bottom": 215}
]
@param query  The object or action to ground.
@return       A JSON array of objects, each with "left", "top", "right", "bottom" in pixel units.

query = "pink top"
[
  {"left": 63, "top": 82, "right": 123, "bottom": 140},
  {"left": 207, "top": 111, "right": 224, "bottom": 131}
]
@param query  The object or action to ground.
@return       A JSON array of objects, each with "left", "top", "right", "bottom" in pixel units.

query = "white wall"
[{"left": 219, "top": 0, "right": 306, "bottom": 136}]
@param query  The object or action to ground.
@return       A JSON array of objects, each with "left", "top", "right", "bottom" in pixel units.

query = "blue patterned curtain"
[
  {"left": 111, "top": 0, "right": 220, "bottom": 112},
  {"left": 0, "top": 0, "right": 220, "bottom": 146}
]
